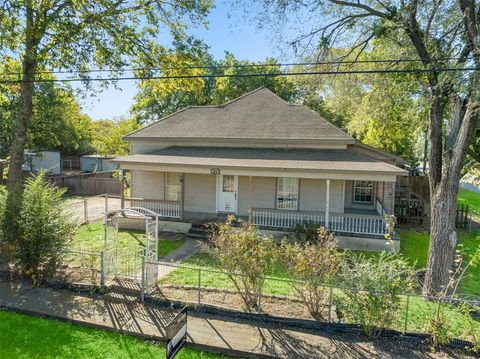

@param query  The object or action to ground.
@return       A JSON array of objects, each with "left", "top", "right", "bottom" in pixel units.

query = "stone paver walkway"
[{"left": 0, "top": 280, "right": 452, "bottom": 359}]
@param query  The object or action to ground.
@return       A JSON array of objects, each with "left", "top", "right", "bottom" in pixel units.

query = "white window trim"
[
  {"left": 164, "top": 172, "right": 182, "bottom": 201},
  {"left": 276, "top": 177, "right": 299, "bottom": 210},
  {"left": 353, "top": 180, "right": 373, "bottom": 204}
]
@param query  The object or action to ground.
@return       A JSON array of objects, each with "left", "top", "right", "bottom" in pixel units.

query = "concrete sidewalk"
[{"left": 0, "top": 280, "right": 445, "bottom": 358}]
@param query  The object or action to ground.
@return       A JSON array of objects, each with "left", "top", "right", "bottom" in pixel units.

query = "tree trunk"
[
  {"left": 423, "top": 96, "right": 479, "bottom": 295},
  {"left": 3, "top": 6, "right": 37, "bottom": 244},
  {"left": 423, "top": 182, "right": 458, "bottom": 295}
]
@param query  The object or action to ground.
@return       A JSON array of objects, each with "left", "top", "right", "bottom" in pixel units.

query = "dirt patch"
[{"left": 151, "top": 284, "right": 335, "bottom": 321}]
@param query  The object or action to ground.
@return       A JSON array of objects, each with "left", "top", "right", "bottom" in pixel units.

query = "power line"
[
  {"left": 0, "top": 66, "right": 477, "bottom": 84},
  {"left": 0, "top": 57, "right": 468, "bottom": 77}
]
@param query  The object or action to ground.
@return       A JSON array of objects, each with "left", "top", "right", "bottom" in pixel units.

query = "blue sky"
[{"left": 81, "top": 2, "right": 284, "bottom": 121}]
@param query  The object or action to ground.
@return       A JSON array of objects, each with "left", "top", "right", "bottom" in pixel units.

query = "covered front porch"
[
  {"left": 113, "top": 146, "right": 405, "bottom": 240},
  {"left": 121, "top": 174, "right": 393, "bottom": 238}
]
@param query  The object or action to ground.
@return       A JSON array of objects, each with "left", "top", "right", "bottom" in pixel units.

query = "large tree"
[
  {"left": 131, "top": 52, "right": 297, "bottom": 123},
  {"left": 0, "top": 59, "right": 94, "bottom": 156},
  {"left": 0, "top": 0, "right": 211, "bottom": 242},
  {"left": 291, "top": 41, "right": 428, "bottom": 165},
  {"left": 250, "top": 0, "right": 480, "bottom": 294}
]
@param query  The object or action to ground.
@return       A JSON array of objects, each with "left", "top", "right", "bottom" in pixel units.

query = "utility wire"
[
  {"left": 0, "top": 66, "right": 477, "bottom": 84},
  {"left": 0, "top": 57, "right": 469, "bottom": 77}
]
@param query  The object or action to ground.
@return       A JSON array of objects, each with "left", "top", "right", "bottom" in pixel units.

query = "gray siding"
[
  {"left": 131, "top": 170, "right": 164, "bottom": 199},
  {"left": 299, "top": 179, "right": 344, "bottom": 213},
  {"left": 184, "top": 173, "right": 216, "bottom": 213},
  {"left": 238, "top": 176, "right": 276, "bottom": 215}
]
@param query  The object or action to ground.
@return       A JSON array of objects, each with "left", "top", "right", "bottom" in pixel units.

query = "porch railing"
[
  {"left": 250, "top": 208, "right": 387, "bottom": 236},
  {"left": 125, "top": 197, "right": 182, "bottom": 219}
]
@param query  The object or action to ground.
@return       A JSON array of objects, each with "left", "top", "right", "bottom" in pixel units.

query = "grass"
[
  {"left": 399, "top": 230, "right": 479, "bottom": 296},
  {"left": 72, "top": 221, "right": 185, "bottom": 259},
  {"left": 159, "top": 252, "right": 294, "bottom": 296},
  {"left": 458, "top": 188, "right": 480, "bottom": 215},
  {"left": 0, "top": 311, "right": 230, "bottom": 359}
]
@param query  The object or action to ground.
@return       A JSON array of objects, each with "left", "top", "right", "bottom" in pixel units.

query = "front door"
[{"left": 217, "top": 175, "right": 238, "bottom": 213}]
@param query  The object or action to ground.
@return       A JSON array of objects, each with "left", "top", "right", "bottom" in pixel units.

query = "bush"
[
  {"left": 281, "top": 227, "right": 343, "bottom": 320},
  {"left": 11, "top": 172, "right": 77, "bottom": 284},
  {"left": 208, "top": 216, "right": 277, "bottom": 312},
  {"left": 337, "top": 252, "right": 416, "bottom": 337},
  {"left": 290, "top": 221, "right": 319, "bottom": 244}
]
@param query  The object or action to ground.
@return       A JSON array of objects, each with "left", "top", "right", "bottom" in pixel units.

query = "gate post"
[
  {"left": 140, "top": 254, "right": 146, "bottom": 302},
  {"left": 100, "top": 250, "right": 106, "bottom": 287}
]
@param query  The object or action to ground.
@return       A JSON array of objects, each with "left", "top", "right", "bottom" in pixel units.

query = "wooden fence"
[
  {"left": 396, "top": 175, "right": 430, "bottom": 201},
  {"left": 50, "top": 171, "right": 122, "bottom": 195}
]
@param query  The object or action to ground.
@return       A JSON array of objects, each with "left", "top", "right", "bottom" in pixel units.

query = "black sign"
[
  {"left": 166, "top": 307, "right": 187, "bottom": 359},
  {"left": 210, "top": 168, "right": 220, "bottom": 175}
]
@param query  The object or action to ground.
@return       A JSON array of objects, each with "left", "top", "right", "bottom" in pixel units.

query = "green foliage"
[
  {"left": 428, "top": 303, "right": 454, "bottom": 349},
  {"left": 337, "top": 252, "right": 416, "bottom": 337},
  {"left": 290, "top": 40, "right": 428, "bottom": 164},
  {"left": 290, "top": 221, "right": 319, "bottom": 244},
  {"left": 131, "top": 52, "right": 297, "bottom": 124},
  {"left": 11, "top": 173, "right": 77, "bottom": 283},
  {"left": 280, "top": 227, "right": 343, "bottom": 320},
  {"left": 208, "top": 216, "right": 278, "bottom": 312},
  {"left": 0, "top": 58, "right": 94, "bottom": 156},
  {"left": 90, "top": 118, "right": 141, "bottom": 156}
]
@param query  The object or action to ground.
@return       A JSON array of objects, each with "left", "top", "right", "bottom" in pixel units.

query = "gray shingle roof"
[
  {"left": 113, "top": 146, "right": 406, "bottom": 174},
  {"left": 125, "top": 87, "right": 352, "bottom": 141}
]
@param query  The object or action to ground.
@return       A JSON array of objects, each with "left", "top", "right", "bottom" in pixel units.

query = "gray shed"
[{"left": 80, "top": 155, "right": 118, "bottom": 172}]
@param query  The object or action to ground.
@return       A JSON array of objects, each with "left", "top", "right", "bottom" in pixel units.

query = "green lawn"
[
  {"left": 399, "top": 230, "right": 479, "bottom": 296},
  {"left": 458, "top": 188, "right": 480, "bottom": 215},
  {"left": 0, "top": 311, "right": 229, "bottom": 359},
  {"left": 159, "top": 252, "right": 294, "bottom": 296},
  {"left": 72, "top": 221, "right": 185, "bottom": 259}
]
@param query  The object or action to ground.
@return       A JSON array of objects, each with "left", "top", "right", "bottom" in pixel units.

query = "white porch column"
[
  {"left": 248, "top": 176, "right": 253, "bottom": 223},
  {"left": 325, "top": 179, "right": 330, "bottom": 228}
]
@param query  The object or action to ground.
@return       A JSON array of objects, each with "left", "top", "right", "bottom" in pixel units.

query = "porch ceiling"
[{"left": 114, "top": 146, "right": 407, "bottom": 178}]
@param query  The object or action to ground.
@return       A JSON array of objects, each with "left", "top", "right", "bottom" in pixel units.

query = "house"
[
  {"left": 22, "top": 150, "right": 61, "bottom": 176},
  {"left": 113, "top": 87, "right": 407, "bottom": 251},
  {"left": 80, "top": 155, "right": 118, "bottom": 173}
]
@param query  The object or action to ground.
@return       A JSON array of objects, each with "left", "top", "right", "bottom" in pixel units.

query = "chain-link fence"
[{"left": 144, "top": 259, "right": 479, "bottom": 343}]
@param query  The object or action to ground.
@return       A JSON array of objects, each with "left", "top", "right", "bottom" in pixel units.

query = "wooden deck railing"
[{"left": 250, "top": 207, "right": 386, "bottom": 236}]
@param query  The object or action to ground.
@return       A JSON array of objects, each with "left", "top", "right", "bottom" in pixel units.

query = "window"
[
  {"left": 222, "top": 175, "right": 234, "bottom": 192},
  {"left": 276, "top": 178, "right": 299, "bottom": 210},
  {"left": 353, "top": 180, "right": 373, "bottom": 203},
  {"left": 165, "top": 172, "right": 182, "bottom": 201}
]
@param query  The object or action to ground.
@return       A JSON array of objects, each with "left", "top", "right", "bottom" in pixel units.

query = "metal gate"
[{"left": 103, "top": 207, "right": 159, "bottom": 282}]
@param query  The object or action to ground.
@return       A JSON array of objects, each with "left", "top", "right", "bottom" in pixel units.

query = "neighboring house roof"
[
  {"left": 113, "top": 146, "right": 407, "bottom": 175},
  {"left": 124, "top": 87, "right": 353, "bottom": 142}
]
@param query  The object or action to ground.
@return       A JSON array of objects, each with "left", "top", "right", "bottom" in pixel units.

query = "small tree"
[
  {"left": 281, "top": 227, "right": 343, "bottom": 321},
  {"left": 12, "top": 172, "right": 76, "bottom": 284},
  {"left": 337, "top": 252, "right": 416, "bottom": 337},
  {"left": 208, "top": 216, "right": 277, "bottom": 312}
]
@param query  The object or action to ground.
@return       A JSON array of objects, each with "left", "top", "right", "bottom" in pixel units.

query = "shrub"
[
  {"left": 290, "top": 221, "right": 319, "bottom": 244},
  {"left": 12, "top": 172, "right": 77, "bottom": 284},
  {"left": 281, "top": 227, "right": 343, "bottom": 320},
  {"left": 208, "top": 216, "right": 277, "bottom": 312},
  {"left": 337, "top": 252, "right": 416, "bottom": 337}
]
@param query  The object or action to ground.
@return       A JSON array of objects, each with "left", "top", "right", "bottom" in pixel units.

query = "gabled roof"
[{"left": 125, "top": 87, "right": 353, "bottom": 142}]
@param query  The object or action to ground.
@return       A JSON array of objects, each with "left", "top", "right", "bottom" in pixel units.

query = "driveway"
[{"left": 65, "top": 195, "right": 122, "bottom": 223}]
